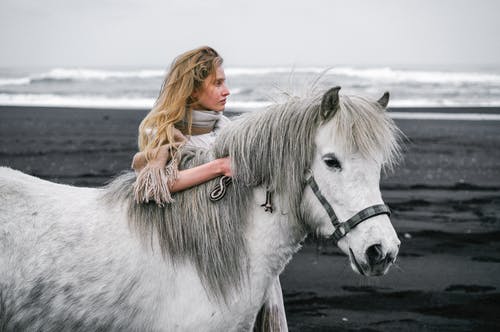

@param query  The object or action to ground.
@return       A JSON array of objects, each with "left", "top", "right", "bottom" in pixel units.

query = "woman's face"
[{"left": 192, "top": 66, "right": 230, "bottom": 112}]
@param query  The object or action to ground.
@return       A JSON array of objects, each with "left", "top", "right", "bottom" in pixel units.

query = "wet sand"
[{"left": 1, "top": 106, "right": 500, "bottom": 331}]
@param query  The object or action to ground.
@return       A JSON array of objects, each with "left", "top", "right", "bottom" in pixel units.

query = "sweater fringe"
[{"left": 133, "top": 159, "right": 179, "bottom": 206}]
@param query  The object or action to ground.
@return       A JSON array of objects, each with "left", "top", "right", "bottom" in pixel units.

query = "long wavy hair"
[{"left": 137, "top": 46, "right": 223, "bottom": 161}]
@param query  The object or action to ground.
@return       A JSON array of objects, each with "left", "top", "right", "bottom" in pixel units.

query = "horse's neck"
[{"left": 246, "top": 187, "right": 305, "bottom": 279}]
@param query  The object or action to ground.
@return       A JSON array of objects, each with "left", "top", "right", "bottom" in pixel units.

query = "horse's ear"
[
  {"left": 378, "top": 91, "right": 390, "bottom": 109},
  {"left": 321, "top": 86, "right": 341, "bottom": 120}
]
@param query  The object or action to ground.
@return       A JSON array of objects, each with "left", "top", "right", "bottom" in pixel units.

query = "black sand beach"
[{"left": 1, "top": 106, "right": 499, "bottom": 331}]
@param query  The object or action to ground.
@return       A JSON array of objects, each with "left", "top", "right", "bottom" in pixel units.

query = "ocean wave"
[
  {"left": 0, "top": 93, "right": 275, "bottom": 110},
  {"left": 37, "top": 68, "right": 165, "bottom": 80},
  {"left": 388, "top": 98, "right": 500, "bottom": 107},
  {"left": 328, "top": 67, "right": 500, "bottom": 84},
  {"left": 389, "top": 112, "right": 500, "bottom": 121},
  {"left": 1, "top": 93, "right": 500, "bottom": 110},
  {"left": 227, "top": 101, "right": 273, "bottom": 110},
  {"left": 224, "top": 66, "right": 500, "bottom": 85},
  {"left": 225, "top": 67, "right": 326, "bottom": 76},
  {"left": 0, "top": 93, "right": 155, "bottom": 109},
  {"left": 2, "top": 66, "right": 500, "bottom": 87},
  {"left": 0, "top": 77, "right": 32, "bottom": 86},
  {"left": 0, "top": 68, "right": 166, "bottom": 86}
]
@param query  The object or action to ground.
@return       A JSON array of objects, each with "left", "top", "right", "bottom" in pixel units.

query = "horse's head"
[{"left": 302, "top": 87, "right": 401, "bottom": 277}]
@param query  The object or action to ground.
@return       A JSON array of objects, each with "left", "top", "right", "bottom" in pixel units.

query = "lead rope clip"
[{"left": 209, "top": 176, "right": 232, "bottom": 202}]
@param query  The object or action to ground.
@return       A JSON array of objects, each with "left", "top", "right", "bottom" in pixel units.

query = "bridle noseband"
[{"left": 305, "top": 171, "right": 391, "bottom": 243}]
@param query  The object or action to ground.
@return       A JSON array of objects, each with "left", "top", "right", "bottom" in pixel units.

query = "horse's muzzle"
[{"left": 349, "top": 244, "right": 398, "bottom": 276}]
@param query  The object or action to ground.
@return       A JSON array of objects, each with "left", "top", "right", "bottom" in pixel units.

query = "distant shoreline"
[{"left": 1, "top": 105, "right": 500, "bottom": 115}]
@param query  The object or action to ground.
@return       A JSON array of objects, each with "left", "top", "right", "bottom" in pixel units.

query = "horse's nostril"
[{"left": 366, "top": 244, "right": 384, "bottom": 265}]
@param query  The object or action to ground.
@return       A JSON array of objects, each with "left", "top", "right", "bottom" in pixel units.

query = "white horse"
[{"left": 0, "top": 87, "right": 402, "bottom": 331}]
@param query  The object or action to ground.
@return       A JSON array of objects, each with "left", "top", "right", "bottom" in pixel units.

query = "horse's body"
[
  {"left": 0, "top": 172, "right": 283, "bottom": 330},
  {"left": 0, "top": 87, "right": 402, "bottom": 331}
]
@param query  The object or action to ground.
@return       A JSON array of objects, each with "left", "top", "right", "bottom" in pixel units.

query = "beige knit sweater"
[{"left": 131, "top": 128, "right": 186, "bottom": 206}]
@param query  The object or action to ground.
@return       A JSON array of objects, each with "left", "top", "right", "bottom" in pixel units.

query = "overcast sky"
[{"left": 1, "top": 0, "right": 499, "bottom": 68}]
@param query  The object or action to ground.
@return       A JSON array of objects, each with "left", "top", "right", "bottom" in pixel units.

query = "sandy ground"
[{"left": 1, "top": 106, "right": 499, "bottom": 331}]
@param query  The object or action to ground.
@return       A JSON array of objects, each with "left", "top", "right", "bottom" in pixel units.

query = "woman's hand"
[{"left": 216, "top": 157, "right": 232, "bottom": 177}]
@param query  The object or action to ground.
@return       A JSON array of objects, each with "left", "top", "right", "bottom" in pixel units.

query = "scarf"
[{"left": 176, "top": 110, "right": 221, "bottom": 135}]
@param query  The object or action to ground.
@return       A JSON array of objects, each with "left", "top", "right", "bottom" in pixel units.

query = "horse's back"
[
  {"left": 1, "top": 166, "right": 95, "bottom": 209},
  {"left": 1, "top": 165, "right": 90, "bottom": 196},
  {"left": 0, "top": 166, "right": 102, "bottom": 249},
  {"left": 0, "top": 166, "right": 110, "bottom": 261}
]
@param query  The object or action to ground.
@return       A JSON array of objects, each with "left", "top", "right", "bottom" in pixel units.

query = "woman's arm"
[
  {"left": 169, "top": 157, "right": 231, "bottom": 192},
  {"left": 132, "top": 150, "right": 232, "bottom": 193}
]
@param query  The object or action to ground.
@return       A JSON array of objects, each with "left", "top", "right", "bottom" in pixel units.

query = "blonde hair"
[{"left": 138, "top": 46, "right": 223, "bottom": 160}]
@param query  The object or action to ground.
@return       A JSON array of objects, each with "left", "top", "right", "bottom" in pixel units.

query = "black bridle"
[
  {"left": 305, "top": 172, "right": 391, "bottom": 244},
  {"left": 209, "top": 172, "right": 391, "bottom": 243}
]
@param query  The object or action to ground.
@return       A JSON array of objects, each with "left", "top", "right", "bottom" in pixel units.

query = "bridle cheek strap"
[{"left": 305, "top": 174, "right": 391, "bottom": 244}]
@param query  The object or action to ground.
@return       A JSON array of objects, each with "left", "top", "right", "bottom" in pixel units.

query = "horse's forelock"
[{"left": 333, "top": 95, "right": 403, "bottom": 170}]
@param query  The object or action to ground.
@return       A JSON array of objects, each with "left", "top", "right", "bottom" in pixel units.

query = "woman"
[
  {"left": 131, "top": 46, "right": 232, "bottom": 204},
  {"left": 132, "top": 46, "right": 287, "bottom": 331}
]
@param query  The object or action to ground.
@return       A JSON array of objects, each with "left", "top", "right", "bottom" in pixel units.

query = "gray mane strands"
[
  {"left": 213, "top": 95, "right": 323, "bottom": 232},
  {"left": 103, "top": 150, "right": 253, "bottom": 303},
  {"left": 103, "top": 89, "right": 402, "bottom": 303}
]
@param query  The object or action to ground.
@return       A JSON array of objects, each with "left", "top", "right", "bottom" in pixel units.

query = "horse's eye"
[{"left": 322, "top": 154, "right": 342, "bottom": 170}]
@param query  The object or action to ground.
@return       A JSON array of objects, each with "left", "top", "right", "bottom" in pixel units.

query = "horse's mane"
[
  {"left": 212, "top": 94, "right": 323, "bottom": 232},
  {"left": 102, "top": 150, "right": 254, "bottom": 303},
  {"left": 102, "top": 88, "right": 402, "bottom": 302}
]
